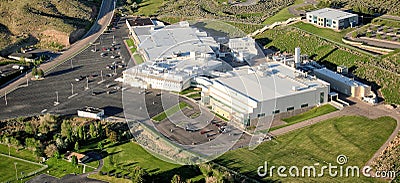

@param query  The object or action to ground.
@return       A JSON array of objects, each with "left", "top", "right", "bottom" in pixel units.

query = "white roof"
[
  {"left": 307, "top": 8, "right": 357, "bottom": 20},
  {"left": 137, "top": 22, "right": 218, "bottom": 60},
  {"left": 313, "top": 68, "right": 368, "bottom": 87},
  {"left": 214, "top": 62, "right": 329, "bottom": 102}
]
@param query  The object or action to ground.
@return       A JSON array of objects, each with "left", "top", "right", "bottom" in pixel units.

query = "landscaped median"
[{"left": 151, "top": 102, "right": 190, "bottom": 122}]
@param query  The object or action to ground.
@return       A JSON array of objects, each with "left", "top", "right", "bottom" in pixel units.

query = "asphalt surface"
[
  {"left": 0, "top": 16, "right": 132, "bottom": 119},
  {"left": 0, "top": 0, "right": 116, "bottom": 98}
]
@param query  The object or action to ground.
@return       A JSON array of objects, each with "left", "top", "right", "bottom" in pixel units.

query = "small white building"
[
  {"left": 306, "top": 8, "right": 358, "bottom": 30},
  {"left": 77, "top": 107, "right": 104, "bottom": 119}
]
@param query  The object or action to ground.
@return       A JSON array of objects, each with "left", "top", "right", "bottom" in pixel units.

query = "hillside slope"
[{"left": 0, "top": 0, "right": 100, "bottom": 54}]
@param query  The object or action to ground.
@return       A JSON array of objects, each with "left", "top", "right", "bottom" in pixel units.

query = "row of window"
[{"left": 257, "top": 103, "right": 310, "bottom": 117}]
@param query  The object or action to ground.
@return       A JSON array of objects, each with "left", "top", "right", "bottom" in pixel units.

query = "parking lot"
[{"left": 0, "top": 16, "right": 131, "bottom": 119}]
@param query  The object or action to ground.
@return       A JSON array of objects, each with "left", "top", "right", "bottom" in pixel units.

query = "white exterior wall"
[
  {"left": 207, "top": 82, "right": 329, "bottom": 126},
  {"left": 77, "top": 110, "right": 104, "bottom": 119}
]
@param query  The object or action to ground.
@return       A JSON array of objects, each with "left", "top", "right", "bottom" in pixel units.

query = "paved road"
[
  {"left": 288, "top": 0, "right": 317, "bottom": 16},
  {"left": 0, "top": 0, "right": 116, "bottom": 98}
]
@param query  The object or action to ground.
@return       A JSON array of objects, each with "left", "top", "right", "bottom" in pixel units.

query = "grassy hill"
[{"left": 0, "top": 0, "right": 100, "bottom": 54}]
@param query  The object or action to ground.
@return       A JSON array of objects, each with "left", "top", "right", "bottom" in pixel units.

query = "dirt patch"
[{"left": 40, "top": 29, "right": 69, "bottom": 47}]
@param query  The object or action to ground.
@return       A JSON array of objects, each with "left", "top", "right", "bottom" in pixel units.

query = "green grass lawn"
[
  {"left": 0, "top": 156, "right": 43, "bottom": 182},
  {"left": 179, "top": 87, "right": 200, "bottom": 95},
  {"left": 291, "top": 22, "right": 354, "bottom": 43},
  {"left": 152, "top": 102, "right": 189, "bottom": 122},
  {"left": 282, "top": 104, "right": 338, "bottom": 124},
  {"left": 91, "top": 141, "right": 203, "bottom": 182},
  {"left": 125, "top": 39, "right": 135, "bottom": 47},
  {"left": 256, "top": 26, "right": 370, "bottom": 67},
  {"left": 215, "top": 115, "right": 397, "bottom": 182},
  {"left": 187, "top": 93, "right": 201, "bottom": 99},
  {"left": 263, "top": 0, "right": 303, "bottom": 24},
  {"left": 45, "top": 157, "right": 86, "bottom": 178},
  {"left": 133, "top": 54, "right": 144, "bottom": 65},
  {"left": 0, "top": 144, "right": 38, "bottom": 162},
  {"left": 134, "top": 0, "right": 165, "bottom": 17}
]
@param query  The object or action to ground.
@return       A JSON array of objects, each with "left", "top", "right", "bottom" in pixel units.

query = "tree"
[
  {"left": 97, "top": 121, "right": 103, "bottom": 137},
  {"left": 78, "top": 126, "right": 84, "bottom": 140},
  {"left": 71, "top": 155, "right": 78, "bottom": 166},
  {"left": 90, "top": 123, "right": 96, "bottom": 138},
  {"left": 44, "top": 144, "right": 58, "bottom": 158},
  {"left": 25, "top": 138, "right": 40, "bottom": 151},
  {"left": 97, "top": 142, "right": 103, "bottom": 151},
  {"left": 54, "top": 151, "right": 60, "bottom": 159},
  {"left": 171, "top": 174, "right": 182, "bottom": 183},
  {"left": 74, "top": 141, "right": 79, "bottom": 151},
  {"left": 55, "top": 137, "right": 66, "bottom": 150},
  {"left": 31, "top": 67, "right": 38, "bottom": 77},
  {"left": 37, "top": 69, "right": 44, "bottom": 78},
  {"left": 108, "top": 131, "right": 117, "bottom": 143},
  {"left": 61, "top": 120, "right": 72, "bottom": 141},
  {"left": 351, "top": 31, "right": 358, "bottom": 38},
  {"left": 132, "top": 166, "right": 148, "bottom": 183},
  {"left": 25, "top": 122, "right": 34, "bottom": 135}
]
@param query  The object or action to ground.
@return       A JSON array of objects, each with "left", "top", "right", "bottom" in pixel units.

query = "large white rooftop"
[
  {"left": 307, "top": 8, "right": 357, "bottom": 20},
  {"left": 213, "top": 62, "right": 329, "bottom": 102},
  {"left": 135, "top": 22, "right": 218, "bottom": 61}
]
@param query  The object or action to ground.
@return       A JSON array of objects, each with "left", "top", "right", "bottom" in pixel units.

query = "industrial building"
[
  {"left": 306, "top": 8, "right": 358, "bottom": 30},
  {"left": 123, "top": 21, "right": 225, "bottom": 92},
  {"left": 228, "top": 37, "right": 258, "bottom": 62},
  {"left": 313, "top": 67, "right": 372, "bottom": 98},
  {"left": 200, "top": 61, "right": 330, "bottom": 128},
  {"left": 129, "top": 21, "right": 218, "bottom": 62},
  {"left": 123, "top": 52, "right": 222, "bottom": 92}
]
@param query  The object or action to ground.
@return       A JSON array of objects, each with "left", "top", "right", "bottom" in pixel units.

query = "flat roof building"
[
  {"left": 123, "top": 53, "right": 222, "bottom": 92},
  {"left": 306, "top": 8, "right": 358, "bottom": 30},
  {"left": 201, "top": 62, "right": 330, "bottom": 128},
  {"left": 313, "top": 67, "right": 371, "bottom": 98},
  {"left": 228, "top": 37, "right": 258, "bottom": 62},
  {"left": 77, "top": 107, "right": 104, "bottom": 119}
]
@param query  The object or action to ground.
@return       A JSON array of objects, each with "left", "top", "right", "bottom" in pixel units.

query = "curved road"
[{"left": 0, "top": 0, "right": 116, "bottom": 98}]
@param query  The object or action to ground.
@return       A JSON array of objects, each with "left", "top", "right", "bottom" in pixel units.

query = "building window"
[
  {"left": 333, "top": 21, "right": 336, "bottom": 24},
  {"left": 301, "top": 103, "right": 308, "bottom": 108},
  {"left": 320, "top": 92, "right": 325, "bottom": 103},
  {"left": 272, "top": 109, "right": 280, "bottom": 114},
  {"left": 287, "top": 106, "right": 295, "bottom": 111}
]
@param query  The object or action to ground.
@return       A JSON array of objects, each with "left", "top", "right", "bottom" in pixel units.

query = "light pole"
[
  {"left": 5, "top": 91, "right": 7, "bottom": 106},
  {"left": 101, "top": 70, "right": 104, "bottom": 82},
  {"left": 14, "top": 162, "right": 18, "bottom": 180},
  {"left": 85, "top": 77, "right": 89, "bottom": 90},
  {"left": 54, "top": 91, "right": 59, "bottom": 106},
  {"left": 70, "top": 59, "right": 73, "bottom": 69},
  {"left": 25, "top": 72, "right": 29, "bottom": 86},
  {"left": 71, "top": 83, "right": 74, "bottom": 95}
]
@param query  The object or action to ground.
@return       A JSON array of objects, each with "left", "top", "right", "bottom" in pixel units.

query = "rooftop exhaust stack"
[{"left": 295, "top": 47, "right": 301, "bottom": 68}]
